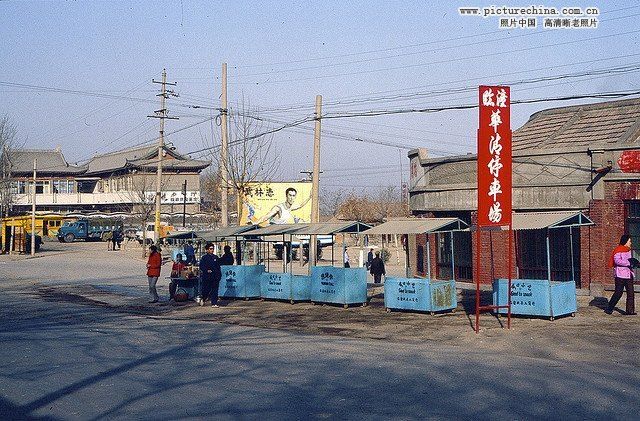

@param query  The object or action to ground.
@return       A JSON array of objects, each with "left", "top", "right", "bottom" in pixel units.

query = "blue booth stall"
[
  {"left": 384, "top": 278, "right": 457, "bottom": 314},
  {"left": 242, "top": 221, "right": 371, "bottom": 305},
  {"left": 219, "top": 264, "right": 265, "bottom": 299},
  {"left": 310, "top": 266, "right": 368, "bottom": 308},
  {"left": 491, "top": 211, "right": 593, "bottom": 320},
  {"left": 364, "top": 218, "right": 468, "bottom": 314},
  {"left": 260, "top": 272, "right": 312, "bottom": 302},
  {"left": 493, "top": 278, "right": 577, "bottom": 319}
]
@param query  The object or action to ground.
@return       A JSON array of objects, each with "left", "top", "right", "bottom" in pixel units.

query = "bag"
[{"left": 174, "top": 287, "right": 189, "bottom": 302}]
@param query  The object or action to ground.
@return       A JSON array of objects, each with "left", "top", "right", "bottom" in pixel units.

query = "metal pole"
[
  {"left": 475, "top": 228, "right": 481, "bottom": 333},
  {"left": 426, "top": 233, "right": 431, "bottom": 279},
  {"left": 30, "top": 158, "right": 36, "bottom": 256},
  {"left": 569, "top": 226, "right": 575, "bottom": 285},
  {"left": 450, "top": 232, "right": 455, "bottom": 281},
  {"left": 220, "top": 63, "right": 229, "bottom": 227},
  {"left": 546, "top": 229, "right": 552, "bottom": 281}
]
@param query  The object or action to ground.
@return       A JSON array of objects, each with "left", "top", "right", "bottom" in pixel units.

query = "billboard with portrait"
[{"left": 239, "top": 181, "right": 312, "bottom": 226}]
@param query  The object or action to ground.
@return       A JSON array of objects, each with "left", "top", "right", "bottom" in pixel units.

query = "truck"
[{"left": 57, "top": 218, "right": 123, "bottom": 243}]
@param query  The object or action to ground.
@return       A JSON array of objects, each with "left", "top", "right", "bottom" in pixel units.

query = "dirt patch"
[{"left": 27, "top": 282, "right": 640, "bottom": 363}]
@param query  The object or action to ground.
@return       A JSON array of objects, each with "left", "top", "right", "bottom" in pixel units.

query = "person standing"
[
  {"left": 198, "top": 242, "right": 222, "bottom": 307},
  {"left": 343, "top": 248, "right": 350, "bottom": 268},
  {"left": 606, "top": 234, "right": 637, "bottom": 315},
  {"left": 370, "top": 251, "right": 386, "bottom": 284},
  {"left": 366, "top": 248, "right": 374, "bottom": 270},
  {"left": 146, "top": 245, "right": 162, "bottom": 303},
  {"left": 184, "top": 240, "right": 196, "bottom": 265},
  {"left": 220, "top": 245, "right": 235, "bottom": 266}
]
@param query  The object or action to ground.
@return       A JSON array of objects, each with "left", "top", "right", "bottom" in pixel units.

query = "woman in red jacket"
[{"left": 146, "top": 245, "right": 162, "bottom": 303}]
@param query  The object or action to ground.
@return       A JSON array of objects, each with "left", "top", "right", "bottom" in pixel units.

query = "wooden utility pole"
[
  {"left": 220, "top": 63, "right": 229, "bottom": 227},
  {"left": 182, "top": 179, "right": 187, "bottom": 228},
  {"left": 309, "top": 95, "right": 322, "bottom": 270},
  {"left": 30, "top": 158, "right": 36, "bottom": 256},
  {"left": 149, "top": 69, "right": 178, "bottom": 243}
]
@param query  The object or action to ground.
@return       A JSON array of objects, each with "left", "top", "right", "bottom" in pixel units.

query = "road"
[{"left": 0, "top": 242, "right": 638, "bottom": 420}]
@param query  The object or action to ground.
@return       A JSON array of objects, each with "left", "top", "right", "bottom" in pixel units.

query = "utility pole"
[
  {"left": 149, "top": 69, "right": 178, "bottom": 243},
  {"left": 220, "top": 63, "right": 229, "bottom": 227},
  {"left": 309, "top": 95, "right": 322, "bottom": 271},
  {"left": 31, "top": 158, "right": 36, "bottom": 256},
  {"left": 182, "top": 179, "right": 187, "bottom": 228}
]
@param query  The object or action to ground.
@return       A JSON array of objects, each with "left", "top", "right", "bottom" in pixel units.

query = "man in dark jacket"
[
  {"left": 366, "top": 248, "right": 374, "bottom": 270},
  {"left": 198, "top": 243, "right": 222, "bottom": 307},
  {"left": 220, "top": 245, "right": 235, "bottom": 266},
  {"left": 184, "top": 241, "right": 196, "bottom": 265},
  {"left": 370, "top": 251, "right": 386, "bottom": 284}
]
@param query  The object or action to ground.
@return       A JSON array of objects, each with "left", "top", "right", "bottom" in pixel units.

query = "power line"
[{"left": 229, "top": 29, "right": 640, "bottom": 85}]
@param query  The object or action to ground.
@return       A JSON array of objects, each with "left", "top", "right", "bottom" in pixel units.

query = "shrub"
[{"left": 379, "top": 248, "right": 391, "bottom": 263}]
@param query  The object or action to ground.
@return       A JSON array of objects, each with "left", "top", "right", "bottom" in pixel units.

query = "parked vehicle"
[
  {"left": 273, "top": 235, "right": 333, "bottom": 260},
  {"left": 57, "top": 218, "right": 123, "bottom": 243},
  {"left": 135, "top": 222, "right": 174, "bottom": 244}
]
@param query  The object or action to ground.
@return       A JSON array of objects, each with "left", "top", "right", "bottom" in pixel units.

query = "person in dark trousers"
[
  {"left": 370, "top": 251, "right": 386, "bottom": 284},
  {"left": 146, "top": 245, "right": 162, "bottom": 303},
  {"left": 184, "top": 240, "right": 196, "bottom": 265},
  {"left": 198, "top": 242, "right": 222, "bottom": 307},
  {"left": 220, "top": 245, "right": 234, "bottom": 266},
  {"left": 606, "top": 234, "right": 637, "bottom": 315},
  {"left": 366, "top": 248, "right": 374, "bottom": 270}
]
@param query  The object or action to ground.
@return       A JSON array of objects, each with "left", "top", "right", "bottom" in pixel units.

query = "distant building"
[
  {"left": 408, "top": 97, "right": 640, "bottom": 290},
  {"left": 7, "top": 145, "right": 210, "bottom": 215}
]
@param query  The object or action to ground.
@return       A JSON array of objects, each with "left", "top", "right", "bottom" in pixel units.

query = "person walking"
[
  {"left": 370, "top": 251, "right": 386, "bottom": 284},
  {"left": 366, "top": 248, "right": 374, "bottom": 270},
  {"left": 220, "top": 245, "right": 234, "bottom": 266},
  {"left": 146, "top": 245, "right": 162, "bottom": 303},
  {"left": 198, "top": 242, "right": 222, "bottom": 307},
  {"left": 606, "top": 234, "right": 637, "bottom": 315}
]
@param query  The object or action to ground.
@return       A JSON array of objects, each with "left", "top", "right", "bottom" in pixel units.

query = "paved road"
[{"left": 0, "top": 242, "right": 638, "bottom": 420}]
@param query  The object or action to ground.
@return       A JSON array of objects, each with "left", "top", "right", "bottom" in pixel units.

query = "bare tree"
[
  {"left": 209, "top": 100, "right": 281, "bottom": 222},
  {"left": 0, "top": 115, "right": 20, "bottom": 218},
  {"left": 122, "top": 173, "right": 164, "bottom": 256},
  {"left": 320, "top": 187, "right": 345, "bottom": 218},
  {"left": 337, "top": 186, "right": 408, "bottom": 224}
]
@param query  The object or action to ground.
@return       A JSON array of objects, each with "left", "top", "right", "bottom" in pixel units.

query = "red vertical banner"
[{"left": 477, "top": 86, "right": 511, "bottom": 227}]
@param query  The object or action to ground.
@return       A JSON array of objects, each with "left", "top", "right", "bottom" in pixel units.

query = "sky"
[{"left": 1, "top": 0, "right": 639, "bottom": 195}]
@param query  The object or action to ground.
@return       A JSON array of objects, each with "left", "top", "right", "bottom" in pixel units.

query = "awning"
[
  {"left": 292, "top": 221, "right": 372, "bottom": 235},
  {"left": 363, "top": 217, "right": 468, "bottom": 235},
  {"left": 240, "top": 223, "right": 310, "bottom": 238},
  {"left": 509, "top": 211, "right": 594, "bottom": 231},
  {"left": 195, "top": 225, "right": 258, "bottom": 241}
]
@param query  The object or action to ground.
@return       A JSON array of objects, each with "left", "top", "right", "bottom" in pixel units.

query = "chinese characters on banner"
[{"left": 477, "top": 86, "right": 511, "bottom": 227}]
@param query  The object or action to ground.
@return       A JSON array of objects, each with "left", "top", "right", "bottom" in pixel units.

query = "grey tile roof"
[
  {"left": 8, "top": 149, "right": 86, "bottom": 175},
  {"left": 85, "top": 145, "right": 210, "bottom": 175},
  {"left": 513, "top": 97, "right": 640, "bottom": 153}
]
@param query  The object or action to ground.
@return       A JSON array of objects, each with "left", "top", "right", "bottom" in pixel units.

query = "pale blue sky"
[{"left": 1, "top": 1, "right": 638, "bottom": 191}]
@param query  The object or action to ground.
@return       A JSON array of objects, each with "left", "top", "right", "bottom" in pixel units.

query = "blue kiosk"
[
  {"left": 243, "top": 221, "right": 371, "bottom": 305},
  {"left": 364, "top": 218, "right": 468, "bottom": 314},
  {"left": 491, "top": 211, "right": 593, "bottom": 320}
]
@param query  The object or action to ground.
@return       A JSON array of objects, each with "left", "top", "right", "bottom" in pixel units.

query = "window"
[{"left": 626, "top": 201, "right": 640, "bottom": 260}]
